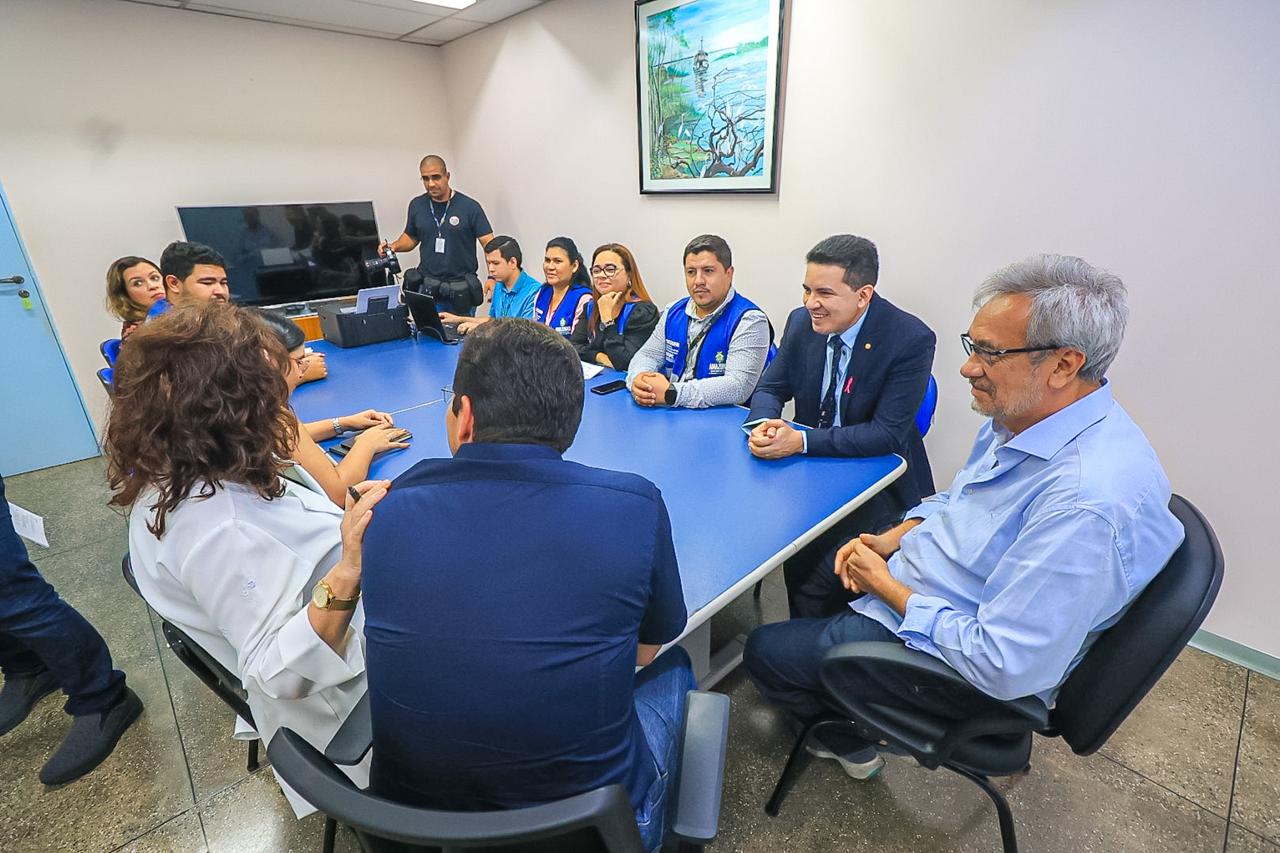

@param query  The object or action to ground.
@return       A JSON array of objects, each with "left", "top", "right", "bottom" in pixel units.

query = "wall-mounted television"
[{"left": 176, "top": 202, "right": 384, "bottom": 307}]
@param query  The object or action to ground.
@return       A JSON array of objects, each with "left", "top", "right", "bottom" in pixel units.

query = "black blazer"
[
  {"left": 746, "top": 293, "right": 937, "bottom": 513},
  {"left": 570, "top": 301, "right": 660, "bottom": 372}
]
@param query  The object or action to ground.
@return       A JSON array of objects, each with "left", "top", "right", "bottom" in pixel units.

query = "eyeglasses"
[
  {"left": 590, "top": 264, "right": 622, "bottom": 278},
  {"left": 960, "top": 333, "right": 1062, "bottom": 364},
  {"left": 289, "top": 354, "right": 308, "bottom": 372}
]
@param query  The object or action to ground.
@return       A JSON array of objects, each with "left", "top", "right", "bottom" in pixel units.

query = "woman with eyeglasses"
[
  {"left": 533, "top": 236, "right": 593, "bottom": 338},
  {"left": 570, "top": 243, "right": 660, "bottom": 371},
  {"left": 256, "top": 311, "right": 409, "bottom": 508}
]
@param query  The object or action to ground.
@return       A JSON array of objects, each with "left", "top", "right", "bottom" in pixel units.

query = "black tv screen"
[{"left": 176, "top": 202, "right": 384, "bottom": 306}]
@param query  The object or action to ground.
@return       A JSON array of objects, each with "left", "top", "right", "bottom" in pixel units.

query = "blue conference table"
[{"left": 293, "top": 336, "right": 905, "bottom": 684}]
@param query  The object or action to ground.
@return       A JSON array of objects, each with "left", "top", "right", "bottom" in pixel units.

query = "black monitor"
[{"left": 176, "top": 202, "right": 385, "bottom": 307}]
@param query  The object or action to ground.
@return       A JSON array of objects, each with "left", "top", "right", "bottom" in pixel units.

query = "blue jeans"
[
  {"left": 744, "top": 610, "right": 995, "bottom": 759},
  {"left": 0, "top": 475, "right": 126, "bottom": 717},
  {"left": 633, "top": 645, "right": 697, "bottom": 853}
]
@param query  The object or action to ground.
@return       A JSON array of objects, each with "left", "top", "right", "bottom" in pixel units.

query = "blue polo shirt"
[
  {"left": 489, "top": 269, "right": 541, "bottom": 320},
  {"left": 361, "top": 442, "right": 688, "bottom": 813}
]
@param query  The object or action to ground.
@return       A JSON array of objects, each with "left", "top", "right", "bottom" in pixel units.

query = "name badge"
[{"left": 434, "top": 237, "right": 446, "bottom": 254}]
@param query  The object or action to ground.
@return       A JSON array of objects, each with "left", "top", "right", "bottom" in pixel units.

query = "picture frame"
[{"left": 634, "top": 0, "right": 788, "bottom": 194}]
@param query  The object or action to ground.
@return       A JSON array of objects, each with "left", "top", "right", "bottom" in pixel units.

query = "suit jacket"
[{"left": 747, "top": 293, "right": 937, "bottom": 515}]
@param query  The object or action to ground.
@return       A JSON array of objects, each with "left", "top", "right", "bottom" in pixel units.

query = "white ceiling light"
[{"left": 410, "top": 0, "right": 477, "bottom": 9}]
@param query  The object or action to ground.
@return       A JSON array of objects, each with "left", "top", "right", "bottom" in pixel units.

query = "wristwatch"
[
  {"left": 331, "top": 417, "right": 346, "bottom": 436},
  {"left": 311, "top": 579, "right": 359, "bottom": 611},
  {"left": 664, "top": 386, "right": 678, "bottom": 406}
]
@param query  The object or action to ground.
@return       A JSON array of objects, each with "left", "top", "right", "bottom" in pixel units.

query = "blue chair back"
[
  {"left": 1049, "top": 495, "right": 1224, "bottom": 755},
  {"left": 97, "top": 367, "right": 114, "bottom": 394},
  {"left": 914, "top": 375, "right": 938, "bottom": 437},
  {"left": 101, "top": 338, "right": 122, "bottom": 366}
]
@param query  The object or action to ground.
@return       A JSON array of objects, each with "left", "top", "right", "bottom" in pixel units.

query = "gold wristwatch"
[{"left": 311, "top": 579, "right": 359, "bottom": 611}]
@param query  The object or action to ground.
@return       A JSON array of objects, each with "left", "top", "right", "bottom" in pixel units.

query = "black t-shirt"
[{"left": 404, "top": 190, "right": 492, "bottom": 280}]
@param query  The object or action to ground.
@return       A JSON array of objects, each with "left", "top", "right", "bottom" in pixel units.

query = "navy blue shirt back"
[{"left": 361, "top": 443, "right": 688, "bottom": 813}]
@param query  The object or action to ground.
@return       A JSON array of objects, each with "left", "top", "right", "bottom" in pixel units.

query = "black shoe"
[
  {"left": 0, "top": 670, "right": 59, "bottom": 737},
  {"left": 39, "top": 687, "right": 143, "bottom": 786}
]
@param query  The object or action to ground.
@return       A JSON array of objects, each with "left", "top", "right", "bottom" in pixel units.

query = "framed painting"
[{"left": 635, "top": 0, "right": 788, "bottom": 194}]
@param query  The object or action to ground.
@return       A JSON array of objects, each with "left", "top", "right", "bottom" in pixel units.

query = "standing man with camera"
[{"left": 381, "top": 155, "right": 494, "bottom": 316}]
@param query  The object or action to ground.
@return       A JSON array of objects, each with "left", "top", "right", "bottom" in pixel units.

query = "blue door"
[{"left": 0, "top": 184, "right": 100, "bottom": 475}]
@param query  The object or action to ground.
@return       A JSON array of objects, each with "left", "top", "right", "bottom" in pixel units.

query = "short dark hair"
[
  {"left": 451, "top": 319, "right": 583, "bottom": 453},
  {"left": 420, "top": 154, "right": 447, "bottom": 172},
  {"left": 805, "top": 234, "right": 879, "bottom": 288},
  {"left": 253, "top": 309, "right": 305, "bottom": 352},
  {"left": 484, "top": 235, "right": 522, "bottom": 269},
  {"left": 160, "top": 241, "right": 227, "bottom": 282},
  {"left": 683, "top": 234, "right": 732, "bottom": 270}
]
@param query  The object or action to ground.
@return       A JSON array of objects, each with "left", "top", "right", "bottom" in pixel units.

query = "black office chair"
[
  {"left": 268, "top": 688, "right": 731, "bottom": 853},
  {"left": 763, "top": 494, "right": 1224, "bottom": 853},
  {"left": 121, "top": 554, "right": 344, "bottom": 848},
  {"left": 120, "top": 555, "right": 262, "bottom": 773}
]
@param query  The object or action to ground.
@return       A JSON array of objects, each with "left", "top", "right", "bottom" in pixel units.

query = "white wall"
[
  {"left": 0, "top": 0, "right": 451, "bottom": 427},
  {"left": 441, "top": 0, "right": 1280, "bottom": 657}
]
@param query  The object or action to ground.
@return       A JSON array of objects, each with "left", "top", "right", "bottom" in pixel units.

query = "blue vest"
[
  {"left": 583, "top": 300, "right": 638, "bottom": 334},
  {"left": 662, "top": 293, "right": 775, "bottom": 379},
  {"left": 534, "top": 284, "right": 591, "bottom": 338}
]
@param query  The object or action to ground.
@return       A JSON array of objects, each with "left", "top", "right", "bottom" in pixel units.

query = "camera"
[{"left": 364, "top": 246, "right": 401, "bottom": 278}]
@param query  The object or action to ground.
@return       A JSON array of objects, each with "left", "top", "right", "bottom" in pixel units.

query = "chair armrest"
[
  {"left": 325, "top": 691, "right": 372, "bottom": 765},
  {"left": 820, "top": 642, "right": 1049, "bottom": 768},
  {"left": 669, "top": 690, "right": 730, "bottom": 846},
  {"left": 823, "top": 642, "right": 1049, "bottom": 727}
]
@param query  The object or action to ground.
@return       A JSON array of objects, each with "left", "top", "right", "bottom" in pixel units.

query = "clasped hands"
[
  {"left": 747, "top": 419, "right": 804, "bottom": 459},
  {"left": 833, "top": 523, "right": 918, "bottom": 615},
  {"left": 630, "top": 371, "right": 671, "bottom": 407}
]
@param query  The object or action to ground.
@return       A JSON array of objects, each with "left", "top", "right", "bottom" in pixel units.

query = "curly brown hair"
[
  {"left": 104, "top": 256, "right": 159, "bottom": 325},
  {"left": 104, "top": 302, "right": 299, "bottom": 537}
]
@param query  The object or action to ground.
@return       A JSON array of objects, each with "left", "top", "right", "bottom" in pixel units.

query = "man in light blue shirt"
[
  {"left": 744, "top": 254, "right": 1184, "bottom": 781},
  {"left": 442, "top": 236, "right": 540, "bottom": 335}
]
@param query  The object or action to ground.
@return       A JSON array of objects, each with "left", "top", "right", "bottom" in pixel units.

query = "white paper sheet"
[
  {"left": 7, "top": 502, "right": 48, "bottom": 548},
  {"left": 581, "top": 362, "right": 606, "bottom": 379}
]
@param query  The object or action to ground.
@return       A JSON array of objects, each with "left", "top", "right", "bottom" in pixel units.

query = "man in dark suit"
[{"left": 745, "top": 234, "right": 936, "bottom": 618}]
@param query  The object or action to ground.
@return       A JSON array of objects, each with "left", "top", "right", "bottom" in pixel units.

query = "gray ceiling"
[{"left": 119, "top": 0, "right": 546, "bottom": 45}]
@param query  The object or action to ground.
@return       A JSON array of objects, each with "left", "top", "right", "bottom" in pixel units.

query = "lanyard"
[{"left": 428, "top": 195, "right": 452, "bottom": 237}]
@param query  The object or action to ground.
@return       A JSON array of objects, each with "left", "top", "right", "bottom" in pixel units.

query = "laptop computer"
[{"left": 402, "top": 289, "right": 462, "bottom": 344}]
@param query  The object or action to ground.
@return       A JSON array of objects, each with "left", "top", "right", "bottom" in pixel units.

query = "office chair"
[
  {"left": 914, "top": 375, "right": 938, "bottom": 437},
  {"left": 268, "top": 688, "right": 731, "bottom": 853},
  {"left": 121, "top": 555, "right": 341, "bottom": 844},
  {"left": 120, "top": 555, "right": 262, "bottom": 773},
  {"left": 97, "top": 367, "right": 113, "bottom": 394},
  {"left": 100, "top": 338, "right": 122, "bottom": 366},
  {"left": 763, "top": 494, "right": 1224, "bottom": 853}
]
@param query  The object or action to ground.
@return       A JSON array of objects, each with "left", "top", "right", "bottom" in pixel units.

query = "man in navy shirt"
[
  {"left": 361, "top": 319, "right": 694, "bottom": 852},
  {"left": 382, "top": 154, "right": 494, "bottom": 316}
]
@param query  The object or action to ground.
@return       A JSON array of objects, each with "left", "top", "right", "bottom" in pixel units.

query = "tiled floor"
[{"left": 1, "top": 456, "right": 1277, "bottom": 852}]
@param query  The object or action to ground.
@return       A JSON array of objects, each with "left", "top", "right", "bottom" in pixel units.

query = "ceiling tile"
[
  {"left": 402, "top": 15, "right": 485, "bottom": 41},
  {"left": 190, "top": 0, "right": 441, "bottom": 35},
  {"left": 454, "top": 0, "right": 542, "bottom": 25}
]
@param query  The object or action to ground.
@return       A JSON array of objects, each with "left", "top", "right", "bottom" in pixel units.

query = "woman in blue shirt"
[{"left": 532, "top": 236, "right": 592, "bottom": 338}]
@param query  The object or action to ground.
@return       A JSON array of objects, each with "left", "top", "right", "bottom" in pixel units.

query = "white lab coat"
[{"left": 127, "top": 468, "right": 369, "bottom": 816}]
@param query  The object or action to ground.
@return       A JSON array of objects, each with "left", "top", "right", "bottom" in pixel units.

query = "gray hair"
[{"left": 973, "top": 254, "right": 1128, "bottom": 382}]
